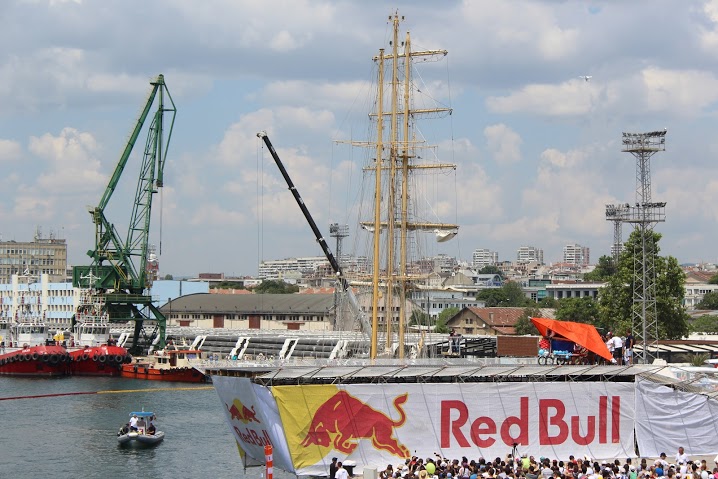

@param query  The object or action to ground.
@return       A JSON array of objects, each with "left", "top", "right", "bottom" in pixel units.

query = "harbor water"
[{"left": 1, "top": 376, "right": 298, "bottom": 479}]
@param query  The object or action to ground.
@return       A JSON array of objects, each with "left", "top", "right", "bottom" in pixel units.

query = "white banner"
[
  {"left": 272, "top": 382, "right": 636, "bottom": 476},
  {"left": 213, "top": 376, "right": 294, "bottom": 472},
  {"left": 635, "top": 378, "right": 718, "bottom": 457}
]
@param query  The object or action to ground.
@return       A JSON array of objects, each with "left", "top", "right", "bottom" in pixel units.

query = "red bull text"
[
  {"left": 441, "top": 396, "right": 621, "bottom": 448},
  {"left": 226, "top": 399, "right": 272, "bottom": 447}
]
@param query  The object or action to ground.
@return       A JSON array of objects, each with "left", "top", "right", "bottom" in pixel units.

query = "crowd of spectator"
[{"left": 371, "top": 447, "right": 717, "bottom": 479}]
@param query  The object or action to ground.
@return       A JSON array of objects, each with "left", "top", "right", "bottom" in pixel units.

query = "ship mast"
[
  {"left": 370, "top": 49, "right": 385, "bottom": 360},
  {"left": 365, "top": 12, "right": 457, "bottom": 360}
]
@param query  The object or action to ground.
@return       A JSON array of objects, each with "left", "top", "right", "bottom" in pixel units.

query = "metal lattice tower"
[
  {"left": 605, "top": 203, "right": 629, "bottom": 263},
  {"left": 329, "top": 223, "right": 349, "bottom": 267},
  {"left": 620, "top": 130, "right": 666, "bottom": 364},
  {"left": 329, "top": 223, "right": 350, "bottom": 330}
]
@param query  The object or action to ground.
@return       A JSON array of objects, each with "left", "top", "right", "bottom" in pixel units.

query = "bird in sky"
[{"left": 579, "top": 75, "right": 592, "bottom": 82}]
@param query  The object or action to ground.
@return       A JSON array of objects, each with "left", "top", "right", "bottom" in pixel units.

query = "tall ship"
[
  {"left": 0, "top": 272, "right": 70, "bottom": 376},
  {"left": 69, "top": 280, "right": 132, "bottom": 376}
]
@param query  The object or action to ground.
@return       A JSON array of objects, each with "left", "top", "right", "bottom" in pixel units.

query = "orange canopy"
[{"left": 530, "top": 317, "right": 613, "bottom": 361}]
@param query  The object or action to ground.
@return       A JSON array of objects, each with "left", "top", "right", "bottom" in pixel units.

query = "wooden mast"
[
  {"left": 398, "top": 29, "right": 411, "bottom": 359},
  {"left": 370, "top": 48, "right": 385, "bottom": 360},
  {"left": 385, "top": 13, "right": 400, "bottom": 353}
]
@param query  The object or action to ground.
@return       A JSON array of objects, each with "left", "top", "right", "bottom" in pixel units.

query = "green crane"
[{"left": 72, "top": 74, "right": 176, "bottom": 354}]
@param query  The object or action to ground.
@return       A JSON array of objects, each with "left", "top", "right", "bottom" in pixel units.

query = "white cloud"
[
  {"left": 484, "top": 124, "right": 522, "bottom": 165},
  {"left": 458, "top": 0, "right": 579, "bottom": 61},
  {"left": 487, "top": 78, "right": 598, "bottom": 116},
  {"left": 0, "top": 139, "right": 22, "bottom": 162},
  {"left": 522, "top": 147, "right": 616, "bottom": 239},
  {"left": 259, "top": 80, "right": 371, "bottom": 111},
  {"left": 29, "top": 127, "right": 105, "bottom": 193},
  {"left": 640, "top": 67, "right": 718, "bottom": 115}
]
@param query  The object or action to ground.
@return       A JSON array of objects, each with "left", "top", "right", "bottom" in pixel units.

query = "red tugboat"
[
  {"left": 0, "top": 283, "right": 71, "bottom": 377},
  {"left": 68, "top": 285, "right": 132, "bottom": 376},
  {"left": 121, "top": 339, "right": 208, "bottom": 383}
]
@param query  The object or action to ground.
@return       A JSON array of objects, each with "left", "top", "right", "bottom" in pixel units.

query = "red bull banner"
[
  {"left": 272, "top": 382, "right": 635, "bottom": 477},
  {"left": 213, "top": 376, "right": 293, "bottom": 471}
]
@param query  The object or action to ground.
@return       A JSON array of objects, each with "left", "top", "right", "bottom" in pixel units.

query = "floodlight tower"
[
  {"left": 605, "top": 203, "right": 629, "bottom": 263},
  {"left": 621, "top": 130, "right": 667, "bottom": 364},
  {"left": 329, "top": 223, "right": 350, "bottom": 268},
  {"left": 329, "top": 223, "right": 350, "bottom": 329}
]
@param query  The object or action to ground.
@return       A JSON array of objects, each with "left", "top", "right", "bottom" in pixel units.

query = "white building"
[
  {"left": 472, "top": 249, "right": 499, "bottom": 269},
  {"left": 563, "top": 244, "right": 590, "bottom": 266},
  {"left": 684, "top": 283, "right": 718, "bottom": 310},
  {"left": 258, "top": 256, "right": 329, "bottom": 280},
  {"left": 517, "top": 246, "right": 544, "bottom": 264},
  {"left": 546, "top": 282, "right": 605, "bottom": 300}
]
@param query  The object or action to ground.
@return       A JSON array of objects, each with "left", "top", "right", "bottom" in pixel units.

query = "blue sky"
[{"left": 2, "top": 0, "right": 718, "bottom": 277}]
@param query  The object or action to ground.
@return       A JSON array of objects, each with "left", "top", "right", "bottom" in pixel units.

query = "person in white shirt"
[
  {"left": 335, "top": 462, "right": 349, "bottom": 479},
  {"left": 611, "top": 334, "right": 624, "bottom": 365},
  {"left": 676, "top": 447, "right": 689, "bottom": 465},
  {"left": 129, "top": 414, "right": 139, "bottom": 431}
]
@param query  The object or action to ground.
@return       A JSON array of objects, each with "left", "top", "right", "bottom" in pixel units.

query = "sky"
[{"left": 2, "top": 0, "right": 718, "bottom": 278}]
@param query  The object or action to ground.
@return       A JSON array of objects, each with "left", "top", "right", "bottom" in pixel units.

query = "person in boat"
[
  {"left": 118, "top": 423, "right": 130, "bottom": 436},
  {"left": 129, "top": 414, "right": 139, "bottom": 431},
  {"left": 137, "top": 416, "right": 147, "bottom": 432},
  {"left": 147, "top": 415, "right": 156, "bottom": 435}
]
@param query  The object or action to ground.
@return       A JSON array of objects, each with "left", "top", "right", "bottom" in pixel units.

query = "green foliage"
[
  {"left": 433, "top": 319, "right": 450, "bottom": 334},
  {"left": 598, "top": 229, "right": 689, "bottom": 340},
  {"left": 163, "top": 274, "right": 173, "bottom": 280},
  {"left": 409, "top": 310, "right": 429, "bottom": 326},
  {"left": 478, "top": 265, "right": 504, "bottom": 278},
  {"left": 253, "top": 280, "right": 299, "bottom": 294},
  {"left": 689, "top": 353, "right": 710, "bottom": 367},
  {"left": 514, "top": 307, "right": 541, "bottom": 335},
  {"left": 583, "top": 255, "right": 617, "bottom": 282},
  {"left": 537, "top": 296, "right": 559, "bottom": 308},
  {"left": 696, "top": 291, "right": 718, "bottom": 310},
  {"left": 556, "top": 297, "right": 601, "bottom": 328},
  {"left": 211, "top": 281, "right": 247, "bottom": 290},
  {"left": 477, "top": 281, "right": 533, "bottom": 307},
  {"left": 689, "top": 315, "right": 718, "bottom": 334},
  {"left": 438, "top": 307, "right": 460, "bottom": 323},
  {"left": 709, "top": 274, "right": 718, "bottom": 285}
]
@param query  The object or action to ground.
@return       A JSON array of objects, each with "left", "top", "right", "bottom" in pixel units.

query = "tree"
[
  {"left": 163, "top": 274, "right": 173, "bottom": 280},
  {"left": 478, "top": 265, "right": 504, "bottom": 278},
  {"left": 583, "top": 255, "right": 616, "bottom": 282},
  {"left": 598, "top": 229, "right": 689, "bottom": 340},
  {"left": 537, "top": 296, "right": 559, "bottom": 308},
  {"left": 433, "top": 319, "right": 450, "bottom": 334},
  {"left": 696, "top": 291, "right": 718, "bottom": 310},
  {"left": 253, "top": 280, "right": 299, "bottom": 294},
  {"left": 438, "top": 307, "right": 460, "bottom": 324},
  {"left": 709, "top": 274, "right": 718, "bottom": 285},
  {"left": 514, "top": 307, "right": 541, "bottom": 335},
  {"left": 555, "top": 297, "right": 603, "bottom": 329},
  {"left": 689, "top": 315, "right": 718, "bottom": 334},
  {"left": 422, "top": 307, "right": 459, "bottom": 335},
  {"left": 211, "top": 281, "right": 247, "bottom": 290},
  {"left": 477, "top": 282, "right": 533, "bottom": 307}
]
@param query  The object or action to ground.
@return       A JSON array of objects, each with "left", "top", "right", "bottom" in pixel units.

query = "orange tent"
[{"left": 530, "top": 317, "right": 613, "bottom": 361}]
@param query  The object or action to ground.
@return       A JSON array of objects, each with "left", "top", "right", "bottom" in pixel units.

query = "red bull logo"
[
  {"left": 226, "top": 399, "right": 261, "bottom": 425},
  {"left": 300, "top": 390, "right": 410, "bottom": 458}
]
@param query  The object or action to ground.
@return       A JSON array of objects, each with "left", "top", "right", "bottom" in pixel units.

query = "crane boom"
[
  {"left": 257, "top": 131, "right": 371, "bottom": 335},
  {"left": 73, "top": 74, "right": 176, "bottom": 353}
]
